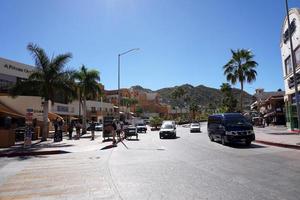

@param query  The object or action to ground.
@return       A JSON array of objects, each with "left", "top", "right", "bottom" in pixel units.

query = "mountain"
[{"left": 130, "top": 84, "right": 253, "bottom": 108}]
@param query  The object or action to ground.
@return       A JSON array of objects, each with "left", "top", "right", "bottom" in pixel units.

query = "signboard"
[{"left": 0, "top": 58, "right": 33, "bottom": 79}]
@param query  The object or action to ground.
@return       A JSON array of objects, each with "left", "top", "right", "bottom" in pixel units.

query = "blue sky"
[{"left": 0, "top": 0, "right": 298, "bottom": 94}]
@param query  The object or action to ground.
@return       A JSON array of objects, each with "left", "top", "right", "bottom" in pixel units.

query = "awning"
[
  {"left": 48, "top": 112, "right": 64, "bottom": 121},
  {"left": 0, "top": 102, "right": 24, "bottom": 118}
]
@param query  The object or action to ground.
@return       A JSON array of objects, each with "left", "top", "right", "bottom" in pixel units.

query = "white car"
[
  {"left": 190, "top": 123, "right": 201, "bottom": 133},
  {"left": 159, "top": 122, "right": 176, "bottom": 139}
]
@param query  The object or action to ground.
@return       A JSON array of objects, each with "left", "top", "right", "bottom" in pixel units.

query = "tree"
[
  {"left": 121, "top": 98, "right": 138, "bottom": 111},
  {"left": 220, "top": 83, "right": 237, "bottom": 112},
  {"left": 11, "top": 43, "right": 74, "bottom": 141},
  {"left": 73, "top": 65, "right": 101, "bottom": 134},
  {"left": 171, "top": 87, "right": 187, "bottom": 116},
  {"left": 189, "top": 102, "right": 198, "bottom": 121},
  {"left": 223, "top": 49, "right": 258, "bottom": 112},
  {"left": 150, "top": 116, "right": 162, "bottom": 130},
  {"left": 135, "top": 106, "right": 143, "bottom": 117}
]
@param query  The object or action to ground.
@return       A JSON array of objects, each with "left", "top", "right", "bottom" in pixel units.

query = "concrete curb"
[
  {"left": 0, "top": 150, "right": 70, "bottom": 157},
  {"left": 255, "top": 140, "right": 300, "bottom": 150}
]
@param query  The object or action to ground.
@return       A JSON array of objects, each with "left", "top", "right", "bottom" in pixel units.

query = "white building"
[{"left": 280, "top": 8, "right": 300, "bottom": 129}]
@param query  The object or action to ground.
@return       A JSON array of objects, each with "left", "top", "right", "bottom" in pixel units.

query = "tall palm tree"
[
  {"left": 11, "top": 43, "right": 73, "bottom": 141},
  {"left": 73, "top": 65, "right": 101, "bottom": 134},
  {"left": 223, "top": 49, "right": 258, "bottom": 112}
]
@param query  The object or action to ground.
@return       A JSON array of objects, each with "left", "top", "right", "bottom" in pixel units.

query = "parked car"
[
  {"left": 207, "top": 113, "right": 255, "bottom": 146},
  {"left": 95, "top": 123, "right": 103, "bottom": 131},
  {"left": 124, "top": 125, "right": 138, "bottom": 139},
  {"left": 136, "top": 123, "right": 147, "bottom": 133},
  {"left": 159, "top": 121, "right": 176, "bottom": 139},
  {"left": 190, "top": 122, "right": 201, "bottom": 133},
  {"left": 87, "top": 122, "right": 103, "bottom": 131}
]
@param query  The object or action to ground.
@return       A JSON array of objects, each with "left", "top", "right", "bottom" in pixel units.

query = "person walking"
[
  {"left": 68, "top": 121, "right": 73, "bottom": 140},
  {"left": 112, "top": 119, "right": 117, "bottom": 145},
  {"left": 75, "top": 121, "right": 81, "bottom": 140},
  {"left": 90, "top": 121, "right": 95, "bottom": 140},
  {"left": 58, "top": 119, "right": 63, "bottom": 141},
  {"left": 116, "top": 120, "right": 121, "bottom": 141}
]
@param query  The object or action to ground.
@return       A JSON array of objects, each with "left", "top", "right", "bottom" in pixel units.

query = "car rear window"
[{"left": 162, "top": 124, "right": 174, "bottom": 129}]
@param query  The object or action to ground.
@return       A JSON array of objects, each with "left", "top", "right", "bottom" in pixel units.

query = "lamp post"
[
  {"left": 285, "top": 0, "right": 300, "bottom": 130},
  {"left": 118, "top": 48, "right": 140, "bottom": 119}
]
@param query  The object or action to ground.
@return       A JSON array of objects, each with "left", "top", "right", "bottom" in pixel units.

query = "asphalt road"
[
  {"left": 0, "top": 124, "right": 300, "bottom": 200},
  {"left": 110, "top": 123, "right": 300, "bottom": 200}
]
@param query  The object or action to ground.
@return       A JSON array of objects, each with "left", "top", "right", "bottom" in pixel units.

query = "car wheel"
[
  {"left": 209, "top": 134, "right": 214, "bottom": 142},
  {"left": 221, "top": 136, "right": 227, "bottom": 145},
  {"left": 245, "top": 140, "right": 251, "bottom": 146}
]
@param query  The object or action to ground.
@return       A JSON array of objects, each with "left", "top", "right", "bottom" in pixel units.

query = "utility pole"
[{"left": 117, "top": 48, "right": 140, "bottom": 120}]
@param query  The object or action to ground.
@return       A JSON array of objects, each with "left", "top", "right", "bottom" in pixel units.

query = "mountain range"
[{"left": 131, "top": 84, "right": 253, "bottom": 108}]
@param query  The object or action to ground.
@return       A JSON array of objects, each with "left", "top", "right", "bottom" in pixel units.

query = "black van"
[{"left": 207, "top": 113, "right": 255, "bottom": 146}]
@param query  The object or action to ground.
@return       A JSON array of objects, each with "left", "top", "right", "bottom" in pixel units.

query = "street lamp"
[
  {"left": 118, "top": 48, "right": 140, "bottom": 118},
  {"left": 285, "top": 0, "right": 300, "bottom": 130}
]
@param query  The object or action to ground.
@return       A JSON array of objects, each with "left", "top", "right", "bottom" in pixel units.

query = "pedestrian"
[
  {"left": 58, "top": 119, "right": 63, "bottom": 141},
  {"left": 112, "top": 119, "right": 117, "bottom": 145},
  {"left": 266, "top": 117, "right": 270, "bottom": 126},
  {"left": 116, "top": 120, "right": 121, "bottom": 140},
  {"left": 54, "top": 118, "right": 58, "bottom": 134},
  {"left": 68, "top": 121, "right": 73, "bottom": 140},
  {"left": 76, "top": 121, "right": 81, "bottom": 140},
  {"left": 90, "top": 121, "right": 95, "bottom": 140}
]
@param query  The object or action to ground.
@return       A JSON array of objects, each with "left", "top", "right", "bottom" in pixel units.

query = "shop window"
[{"left": 285, "top": 56, "right": 292, "bottom": 76}]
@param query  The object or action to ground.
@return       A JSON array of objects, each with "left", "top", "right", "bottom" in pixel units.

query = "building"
[
  {"left": 0, "top": 57, "right": 33, "bottom": 94},
  {"left": 251, "top": 89, "right": 285, "bottom": 125},
  {"left": 0, "top": 57, "right": 118, "bottom": 146},
  {"left": 280, "top": 8, "right": 300, "bottom": 129}
]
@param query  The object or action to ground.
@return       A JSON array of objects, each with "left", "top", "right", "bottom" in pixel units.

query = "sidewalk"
[
  {"left": 254, "top": 125, "right": 300, "bottom": 150},
  {"left": 0, "top": 131, "right": 114, "bottom": 157}
]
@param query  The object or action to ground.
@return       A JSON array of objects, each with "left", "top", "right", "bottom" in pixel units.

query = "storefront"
[{"left": 280, "top": 8, "right": 300, "bottom": 130}]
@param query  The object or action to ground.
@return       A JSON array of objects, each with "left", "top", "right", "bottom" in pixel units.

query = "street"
[{"left": 1, "top": 123, "right": 300, "bottom": 200}]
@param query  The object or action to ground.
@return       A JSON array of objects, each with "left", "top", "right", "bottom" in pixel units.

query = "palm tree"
[
  {"left": 171, "top": 87, "right": 187, "bottom": 116},
  {"left": 73, "top": 65, "right": 101, "bottom": 134},
  {"left": 223, "top": 49, "right": 258, "bottom": 112},
  {"left": 11, "top": 43, "right": 73, "bottom": 141},
  {"left": 220, "top": 83, "right": 237, "bottom": 112},
  {"left": 189, "top": 102, "right": 198, "bottom": 121}
]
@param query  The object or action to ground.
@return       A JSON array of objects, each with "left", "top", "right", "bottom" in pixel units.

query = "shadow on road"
[
  {"left": 102, "top": 138, "right": 113, "bottom": 143},
  {"left": 161, "top": 136, "right": 181, "bottom": 140},
  {"left": 125, "top": 138, "right": 140, "bottom": 141},
  {"left": 228, "top": 143, "right": 267, "bottom": 149},
  {"left": 100, "top": 144, "right": 117, "bottom": 150}
]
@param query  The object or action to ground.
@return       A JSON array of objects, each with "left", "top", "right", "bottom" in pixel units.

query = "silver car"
[{"left": 190, "top": 123, "right": 201, "bottom": 133}]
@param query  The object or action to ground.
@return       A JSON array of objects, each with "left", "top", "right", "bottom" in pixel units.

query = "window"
[
  {"left": 285, "top": 56, "right": 292, "bottom": 76},
  {"left": 91, "top": 107, "right": 96, "bottom": 113},
  {"left": 295, "top": 46, "right": 300, "bottom": 66}
]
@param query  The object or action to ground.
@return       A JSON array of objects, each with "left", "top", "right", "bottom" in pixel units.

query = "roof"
[
  {"left": 254, "top": 91, "right": 285, "bottom": 102},
  {"left": 0, "top": 102, "right": 24, "bottom": 118}
]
